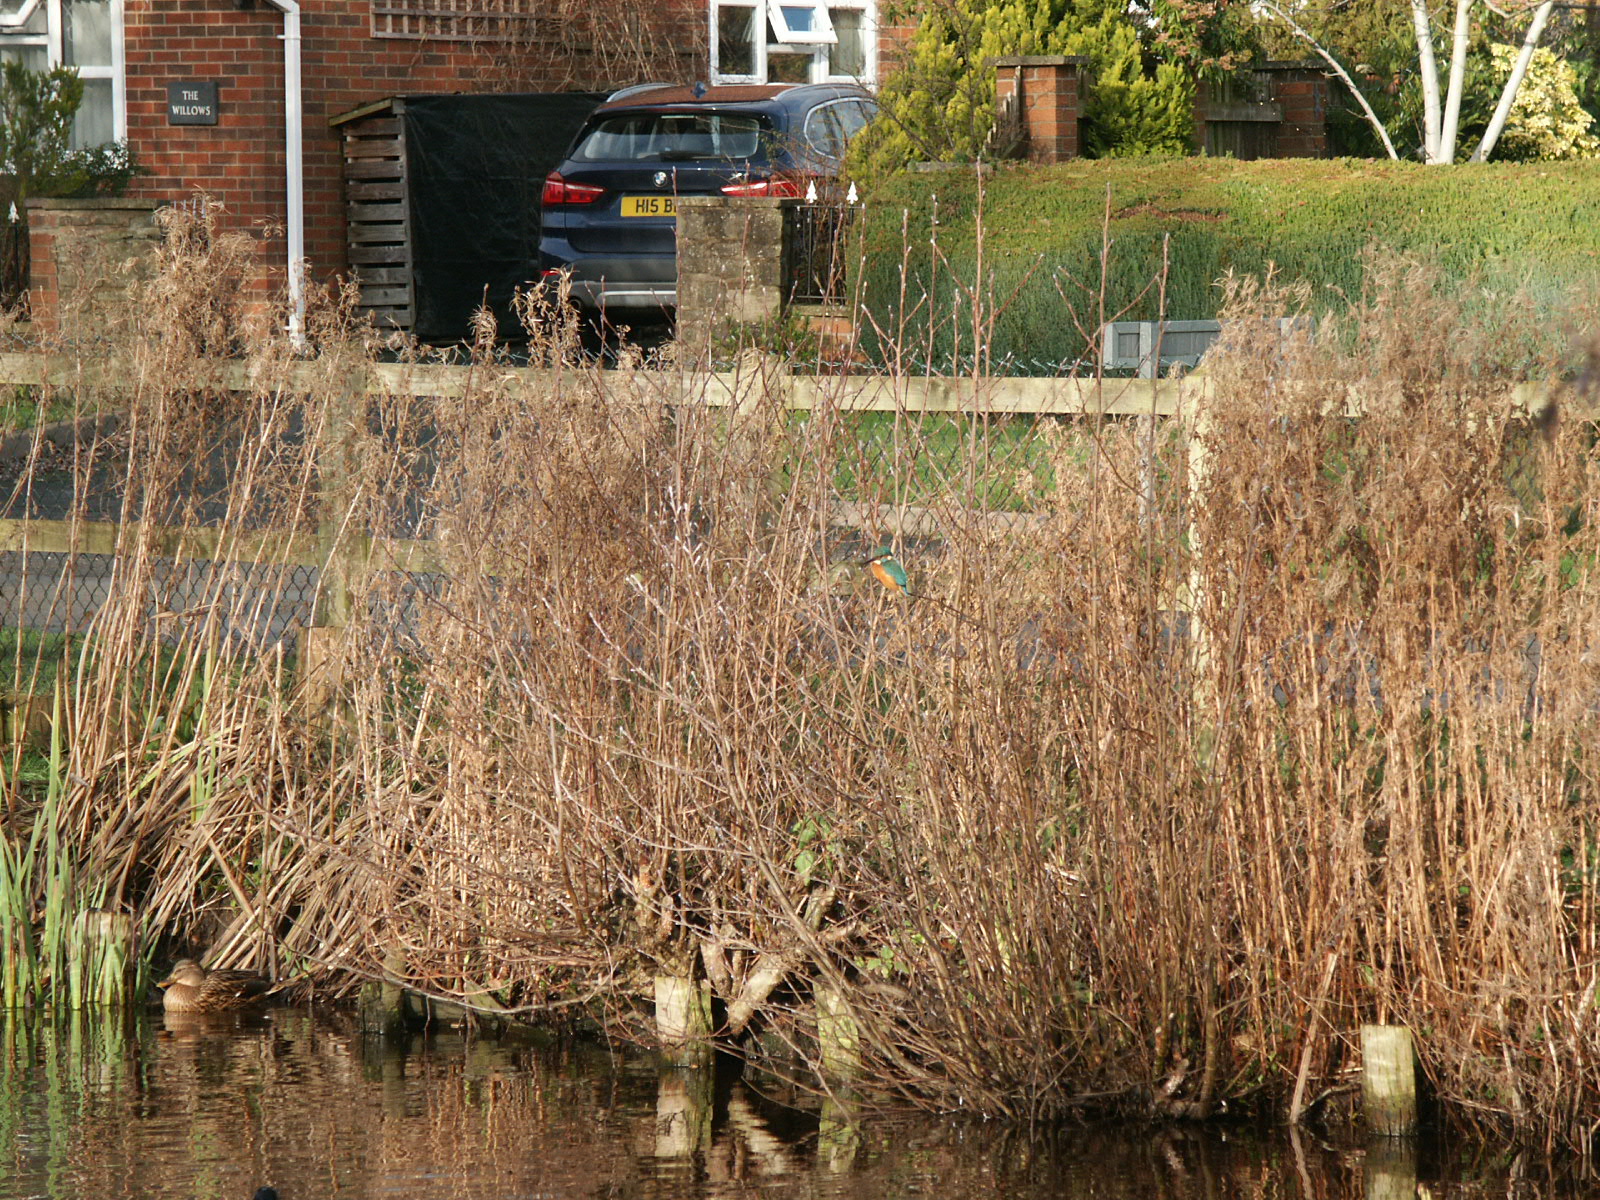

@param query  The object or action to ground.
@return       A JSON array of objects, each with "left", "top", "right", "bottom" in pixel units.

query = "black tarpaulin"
[{"left": 402, "top": 92, "right": 603, "bottom": 343}]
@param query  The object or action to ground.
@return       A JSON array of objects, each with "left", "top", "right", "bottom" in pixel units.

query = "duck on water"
[{"left": 155, "top": 959, "right": 275, "bottom": 1013}]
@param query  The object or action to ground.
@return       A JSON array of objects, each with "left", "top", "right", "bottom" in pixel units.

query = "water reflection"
[{"left": 0, "top": 1008, "right": 1581, "bottom": 1200}]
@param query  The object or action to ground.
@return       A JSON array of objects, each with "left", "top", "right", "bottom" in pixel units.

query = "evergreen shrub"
[{"left": 854, "top": 156, "right": 1600, "bottom": 373}]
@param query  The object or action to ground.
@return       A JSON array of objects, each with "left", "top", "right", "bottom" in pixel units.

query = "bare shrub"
[
  {"left": 11, "top": 210, "right": 1600, "bottom": 1150},
  {"left": 470, "top": 0, "right": 705, "bottom": 92}
]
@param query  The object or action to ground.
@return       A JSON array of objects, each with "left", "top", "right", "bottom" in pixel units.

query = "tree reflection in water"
[{"left": 0, "top": 1010, "right": 1587, "bottom": 1200}]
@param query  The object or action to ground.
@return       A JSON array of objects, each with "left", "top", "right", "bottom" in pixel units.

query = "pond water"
[{"left": 0, "top": 1007, "right": 1576, "bottom": 1200}]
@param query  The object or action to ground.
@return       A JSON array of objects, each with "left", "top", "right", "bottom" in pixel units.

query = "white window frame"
[
  {"left": 0, "top": 0, "right": 125, "bottom": 143},
  {"left": 711, "top": 0, "right": 762, "bottom": 84},
  {"left": 769, "top": 3, "right": 834, "bottom": 46},
  {"left": 819, "top": 2, "right": 873, "bottom": 83},
  {"left": 710, "top": 0, "right": 875, "bottom": 87}
]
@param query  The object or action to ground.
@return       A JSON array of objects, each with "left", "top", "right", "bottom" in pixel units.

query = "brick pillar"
[
  {"left": 991, "top": 55, "right": 1088, "bottom": 163},
  {"left": 26, "top": 197, "right": 161, "bottom": 337},
  {"left": 1261, "top": 61, "right": 1329, "bottom": 158}
]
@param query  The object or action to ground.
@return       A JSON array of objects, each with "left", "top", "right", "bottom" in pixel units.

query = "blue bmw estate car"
[{"left": 537, "top": 82, "right": 876, "bottom": 317}]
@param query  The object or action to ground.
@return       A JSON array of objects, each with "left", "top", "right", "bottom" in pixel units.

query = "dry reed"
[{"left": 1, "top": 201, "right": 1598, "bottom": 1152}]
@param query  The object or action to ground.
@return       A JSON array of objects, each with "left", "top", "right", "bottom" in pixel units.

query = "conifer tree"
[
  {"left": 849, "top": 0, "right": 1199, "bottom": 179},
  {"left": 1082, "top": 19, "right": 1195, "bottom": 156}
]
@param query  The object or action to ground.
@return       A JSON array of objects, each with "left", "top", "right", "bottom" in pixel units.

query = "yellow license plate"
[{"left": 620, "top": 195, "right": 676, "bottom": 218}]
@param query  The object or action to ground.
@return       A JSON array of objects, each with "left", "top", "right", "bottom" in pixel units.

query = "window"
[
  {"left": 715, "top": 4, "right": 758, "bottom": 78},
  {"left": 710, "top": 0, "right": 875, "bottom": 85},
  {"left": 63, "top": 0, "right": 116, "bottom": 145},
  {"left": 569, "top": 112, "right": 768, "bottom": 164},
  {"left": 0, "top": 0, "right": 124, "bottom": 146},
  {"left": 827, "top": 8, "right": 866, "bottom": 78},
  {"left": 801, "top": 98, "right": 870, "bottom": 164},
  {"left": 769, "top": 3, "right": 834, "bottom": 45}
]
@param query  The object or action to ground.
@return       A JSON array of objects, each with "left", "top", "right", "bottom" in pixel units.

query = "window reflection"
[
  {"left": 716, "top": 3, "right": 756, "bottom": 77},
  {"left": 0, "top": 2, "right": 45, "bottom": 33},
  {"left": 828, "top": 8, "right": 864, "bottom": 77},
  {"left": 0, "top": 43, "right": 47, "bottom": 70},
  {"left": 780, "top": 5, "right": 815, "bottom": 33},
  {"left": 66, "top": 1, "right": 113, "bottom": 66},
  {"left": 75, "top": 77, "right": 113, "bottom": 144},
  {"left": 766, "top": 50, "right": 810, "bottom": 84},
  {"left": 0, "top": 0, "right": 41, "bottom": 21}
]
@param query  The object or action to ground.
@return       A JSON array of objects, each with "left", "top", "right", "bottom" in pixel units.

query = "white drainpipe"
[{"left": 263, "top": 0, "right": 305, "bottom": 343}]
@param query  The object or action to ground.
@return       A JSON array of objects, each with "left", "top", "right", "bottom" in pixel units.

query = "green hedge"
[{"left": 853, "top": 157, "right": 1600, "bottom": 373}]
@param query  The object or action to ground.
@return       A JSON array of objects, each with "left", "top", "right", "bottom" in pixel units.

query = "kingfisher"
[{"left": 863, "top": 545, "right": 909, "bottom": 596}]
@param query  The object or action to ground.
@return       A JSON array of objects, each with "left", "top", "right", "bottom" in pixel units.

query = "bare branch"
[{"left": 1255, "top": 0, "right": 1401, "bottom": 159}]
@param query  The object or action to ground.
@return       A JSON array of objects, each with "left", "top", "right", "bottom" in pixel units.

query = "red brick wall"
[
  {"left": 26, "top": 204, "right": 62, "bottom": 324},
  {"left": 875, "top": 18, "right": 915, "bottom": 77},
  {"left": 120, "top": 0, "right": 705, "bottom": 297},
  {"left": 993, "top": 56, "right": 1085, "bottom": 163},
  {"left": 1270, "top": 67, "right": 1329, "bottom": 158}
]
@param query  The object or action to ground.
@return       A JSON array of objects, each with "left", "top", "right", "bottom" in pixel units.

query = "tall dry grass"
[{"left": 3, "top": 201, "right": 1600, "bottom": 1151}]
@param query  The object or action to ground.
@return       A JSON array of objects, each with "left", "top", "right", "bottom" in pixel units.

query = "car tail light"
[
  {"left": 542, "top": 172, "right": 605, "bottom": 206},
  {"left": 721, "top": 176, "right": 805, "bottom": 198}
]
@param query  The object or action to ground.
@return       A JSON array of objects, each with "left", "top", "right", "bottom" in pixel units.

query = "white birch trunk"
[
  {"left": 1410, "top": 0, "right": 1443, "bottom": 161},
  {"left": 1436, "top": 0, "right": 1475, "bottom": 162},
  {"left": 1470, "top": 0, "right": 1557, "bottom": 162},
  {"left": 1264, "top": 0, "right": 1556, "bottom": 165}
]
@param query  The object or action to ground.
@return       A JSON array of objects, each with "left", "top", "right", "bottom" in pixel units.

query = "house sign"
[{"left": 167, "top": 82, "right": 219, "bottom": 126}]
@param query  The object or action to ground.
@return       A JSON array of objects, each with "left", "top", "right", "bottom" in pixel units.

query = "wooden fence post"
[
  {"left": 1361, "top": 1024, "right": 1419, "bottom": 1136},
  {"left": 303, "top": 375, "right": 368, "bottom": 717},
  {"left": 1178, "top": 373, "right": 1217, "bottom": 765},
  {"left": 360, "top": 947, "right": 417, "bottom": 1035},
  {"left": 815, "top": 982, "right": 862, "bottom": 1080},
  {"left": 654, "top": 971, "right": 713, "bottom": 1067}
]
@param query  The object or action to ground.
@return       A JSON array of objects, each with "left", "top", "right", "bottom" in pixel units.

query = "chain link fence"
[
  {"left": 0, "top": 550, "right": 447, "bottom": 657},
  {"left": 823, "top": 410, "right": 1075, "bottom": 515}
]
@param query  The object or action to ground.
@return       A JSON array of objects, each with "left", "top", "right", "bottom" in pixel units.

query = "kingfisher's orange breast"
[{"left": 870, "top": 561, "right": 904, "bottom": 592}]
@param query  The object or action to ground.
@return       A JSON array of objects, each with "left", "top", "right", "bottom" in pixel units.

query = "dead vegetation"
[
  {"left": 2, "top": 205, "right": 1600, "bottom": 1152},
  {"left": 470, "top": 0, "right": 706, "bottom": 93}
]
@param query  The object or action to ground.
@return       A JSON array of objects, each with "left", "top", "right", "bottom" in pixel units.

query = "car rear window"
[{"left": 570, "top": 111, "right": 769, "bottom": 163}]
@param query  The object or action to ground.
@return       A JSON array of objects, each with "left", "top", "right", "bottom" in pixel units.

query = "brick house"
[
  {"left": 8, "top": 0, "right": 899, "bottom": 326},
  {"left": 7, "top": 2, "right": 1322, "bottom": 333}
]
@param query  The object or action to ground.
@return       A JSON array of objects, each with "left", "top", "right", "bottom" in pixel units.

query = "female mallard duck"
[{"left": 156, "top": 958, "right": 273, "bottom": 1013}]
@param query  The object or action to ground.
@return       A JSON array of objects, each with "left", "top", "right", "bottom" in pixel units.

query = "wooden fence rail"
[
  {"left": 0, "top": 351, "right": 1576, "bottom": 637},
  {"left": 0, "top": 350, "right": 1191, "bottom": 415},
  {"left": 0, "top": 349, "right": 1571, "bottom": 416},
  {"left": 0, "top": 348, "right": 1581, "bottom": 729}
]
